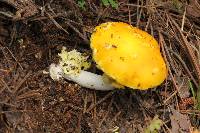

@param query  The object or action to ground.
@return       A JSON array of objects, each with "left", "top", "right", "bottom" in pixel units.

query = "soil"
[{"left": 0, "top": 0, "right": 200, "bottom": 133}]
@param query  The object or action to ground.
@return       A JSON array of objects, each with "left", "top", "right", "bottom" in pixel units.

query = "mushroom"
[
  {"left": 49, "top": 22, "right": 167, "bottom": 90},
  {"left": 90, "top": 22, "right": 167, "bottom": 90}
]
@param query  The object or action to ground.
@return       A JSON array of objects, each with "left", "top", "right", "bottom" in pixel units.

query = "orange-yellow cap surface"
[{"left": 90, "top": 22, "right": 167, "bottom": 90}]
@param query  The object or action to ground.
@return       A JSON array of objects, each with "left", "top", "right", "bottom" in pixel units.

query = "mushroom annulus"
[{"left": 49, "top": 22, "right": 167, "bottom": 90}]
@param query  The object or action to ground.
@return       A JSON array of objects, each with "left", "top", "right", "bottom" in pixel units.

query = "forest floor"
[{"left": 0, "top": 0, "right": 200, "bottom": 132}]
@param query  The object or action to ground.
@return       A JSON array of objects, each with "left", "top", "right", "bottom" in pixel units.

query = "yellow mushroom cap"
[{"left": 90, "top": 22, "right": 167, "bottom": 90}]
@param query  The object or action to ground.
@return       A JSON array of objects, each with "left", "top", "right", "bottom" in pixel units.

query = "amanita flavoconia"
[{"left": 49, "top": 22, "right": 167, "bottom": 90}]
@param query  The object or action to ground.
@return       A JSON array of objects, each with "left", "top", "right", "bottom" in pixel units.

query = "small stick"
[
  {"left": 181, "top": 7, "right": 186, "bottom": 31},
  {"left": 85, "top": 91, "right": 114, "bottom": 113},
  {"left": 13, "top": 71, "right": 32, "bottom": 93}
]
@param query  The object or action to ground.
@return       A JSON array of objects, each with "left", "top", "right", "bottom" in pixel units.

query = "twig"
[
  {"left": 170, "top": 49, "right": 199, "bottom": 89},
  {"left": 0, "top": 102, "right": 16, "bottom": 107},
  {"left": 126, "top": 3, "right": 160, "bottom": 8},
  {"left": 170, "top": 16, "right": 200, "bottom": 84},
  {"left": 159, "top": 32, "right": 181, "bottom": 104},
  {"left": 83, "top": 90, "right": 88, "bottom": 113},
  {"left": 45, "top": 11, "right": 69, "bottom": 34},
  {"left": 110, "top": 111, "right": 121, "bottom": 123},
  {"left": 0, "top": 44, "right": 23, "bottom": 70},
  {"left": 145, "top": 15, "right": 151, "bottom": 31},
  {"left": 76, "top": 113, "right": 82, "bottom": 133},
  {"left": 85, "top": 91, "right": 114, "bottom": 113},
  {"left": 163, "top": 90, "right": 178, "bottom": 104},
  {"left": 162, "top": 121, "right": 173, "bottom": 133},
  {"left": 136, "top": 0, "right": 143, "bottom": 27},
  {"left": 180, "top": 109, "right": 200, "bottom": 116},
  {"left": 128, "top": 5, "right": 131, "bottom": 24},
  {"left": 65, "top": 21, "right": 89, "bottom": 43},
  {"left": 1, "top": 110, "right": 33, "bottom": 113},
  {"left": 45, "top": 5, "right": 69, "bottom": 34},
  {"left": 5, "top": 47, "right": 23, "bottom": 70},
  {"left": 67, "top": 103, "right": 83, "bottom": 111},
  {"left": 98, "top": 97, "right": 114, "bottom": 128},
  {"left": 0, "top": 78, "right": 12, "bottom": 93},
  {"left": 13, "top": 71, "right": 32, "bottom": 93},
  {"left": 16, "top": 90, "right": 42, "bottom": 101},
  {"left": 181, "top": 7, "right": 186, "bottom": 31},
  {"left": 0, "top": 0, "right": 17, "bottom": 9},
  {"left": 0, "top": 11, "right": 14, "bottom": 18},
  {"left": 93, "top": 91, "right": 97, "bottom": 120}
]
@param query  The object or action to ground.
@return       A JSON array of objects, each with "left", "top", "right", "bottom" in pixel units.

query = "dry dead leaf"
[
  {"left": 186, "top": 0, "right": 200, "bottom": 17},
  {"left": 170, "top": 108, "right": 191, "bottom": 133},
  {"left": 14, "top": 0, "right": 39, "bottom": 18},
  {"left": 176, "top": 76, "right": 190, "bottom": 99}
]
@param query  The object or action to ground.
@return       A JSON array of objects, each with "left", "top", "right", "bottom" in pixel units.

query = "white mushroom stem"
[
  {"left": 64, "top": 71, "right": 114, "bottom": 90},
  {"left": 49, "top": 63, "right": 114, "bottom": 90}
]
